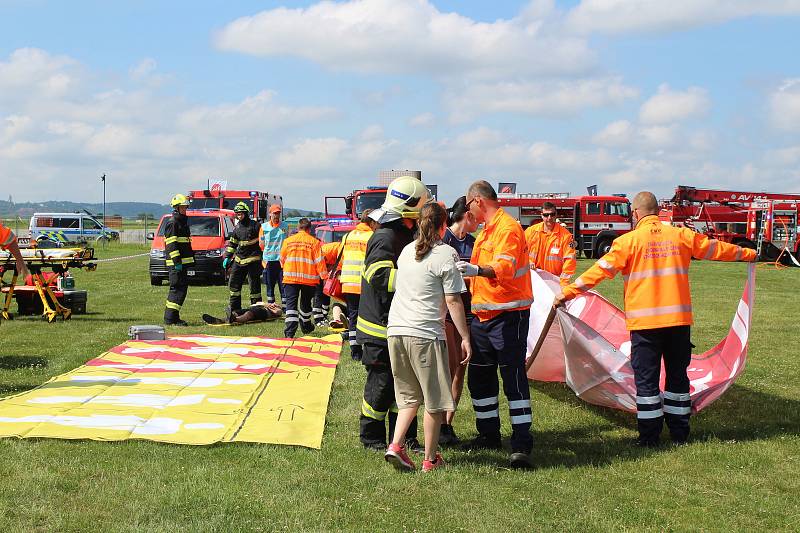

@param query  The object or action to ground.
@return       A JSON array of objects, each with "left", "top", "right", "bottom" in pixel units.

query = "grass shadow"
[{"left": 0, "top": 356, "right": 48, "bottom": 370}]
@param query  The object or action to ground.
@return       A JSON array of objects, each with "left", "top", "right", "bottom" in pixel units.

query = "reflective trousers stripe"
[
  {"left": 472, "top": 396, "right": 498, "bottom": 407},
  {"left": 235, "top": 255, "right": 261, "bottom": 265},
  {"left": 165, "top": 301, "right": 181, "bottom": 310},
  {"left": 475, "top": 409, "right": 499, "bottom": 419},
  {"left": 510, "top": 414, "right": 532, "bottom": 424},
  {"left": 508, "top": 399, "right": 530, "bottom": 409},
  {"left": 663, "top": 405, "right": 691, "bottom": 415},
  {"left": 663, "top": 391, "right": 690, "bottom": 401},
  {"left": 637, "top": 408, "right": 664, "bottom": 419},
  {"left": 635, "top": 395, "right": 662, "bottom": 405},
  {"left": 361, "top": 399, "right": 387, "bottom": 421}
]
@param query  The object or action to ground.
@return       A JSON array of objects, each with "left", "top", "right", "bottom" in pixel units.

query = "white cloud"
[
  {"left": 409, "top": 112, "right": 435, "bottom": 128},
  {"left": 446, "top": 78, "right": 637, "bottom": 122},
  {"left": 639, "top": 84, "right": 710, "bottom": 125},
  {"left": 592, "top": 120, "right": 634, "bottom": 147},
  {"left": 566, "top": 0, "right": 800, "bottom": 34},
  {"left": 129, "top": 58, "right": 157, "bottom": 81},
  {"left": 275, "top": 138, "right": 349, "bottom": 173},
  {"left": 769, "top": 79, "right": 800, "bottom": 131},
  {"left": 214, "top": 0, "right": 594, "bottom": 79},
  {"left": 0, "top": 48, "right": 79, "bottom": 101}
]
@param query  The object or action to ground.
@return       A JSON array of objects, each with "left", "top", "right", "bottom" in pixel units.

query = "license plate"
[{"left": 187, "top": 270, "right": 196, "bottom": 276}]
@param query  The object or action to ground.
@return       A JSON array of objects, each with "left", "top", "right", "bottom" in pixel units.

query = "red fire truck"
[
  {"left": 186, "top": 189, "right": 283, "bottom": 221},
  {"left": 747, "top": 199, "right": 800, "bottom": 263},
  {"left": 497, "top": 192, "right": 632, "bottom": 258},
  {"left": 324, "top": 186, "right": 387, "bottom": 221},
  {"left": 659, "top": 186, "right": 800, "bottom": 250}
]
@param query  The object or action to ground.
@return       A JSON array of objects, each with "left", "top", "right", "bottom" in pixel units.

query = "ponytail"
[
  {"left": 448, "top": 196, "right": 468, "bottom": 226},
  {"left": 415, "top": 202, "right": 448, "bottom": 261}
]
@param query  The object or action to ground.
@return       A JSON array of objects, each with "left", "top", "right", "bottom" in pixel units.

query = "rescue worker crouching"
[
  {"left": 555, "top": 191, "right": 757, "bottom": 447},
  {"left": 457, "top": 180, "right": 534, "bottom": 469},
  {"left": 164, "top": 194, "right": 194, "bottom": 326},
  {"left": 279, "top": 218, "right": 327, "bottom": 337},
  {"left": 224, "top": 202, "right": 263, "bottom": 317},
  {"left": 340, "top": 208, "right": 378, "bottom": 362},
  {"left": 357, "top": 177, "right": 428, "bottom": 452},
  {"left": 524, "top": 201, "right": 576, "bottom": 286}
]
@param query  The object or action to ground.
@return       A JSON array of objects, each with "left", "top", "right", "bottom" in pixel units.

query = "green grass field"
[{"left": 1, "top": 243, "right": 798, "bottom": 532}]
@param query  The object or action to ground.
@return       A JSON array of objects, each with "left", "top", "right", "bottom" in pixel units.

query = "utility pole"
[{"left": 100, "top": 174, "right": 106, "bottom": 227}]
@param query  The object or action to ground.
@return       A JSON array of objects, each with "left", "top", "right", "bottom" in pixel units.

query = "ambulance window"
[
  {"left": 36, "top": 217, "right": 54, "bottom": 227},
  {"left": 604, "top": 202, "right": 630, "bottom": 217},
  {"left": 586, "top": 202, "right": 601, "bottom": 215},
  {"left": 188, "top": 216, "right": 221, "bottom": 237}
]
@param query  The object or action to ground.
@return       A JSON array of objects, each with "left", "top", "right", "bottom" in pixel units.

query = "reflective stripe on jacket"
[
  {"left": 280, "top": 231, "right": 327, "bottom": 286},
  {"left": 225, "top": 217, "right": 262, "bottom": 265},
  {"left": 260, "top": 221, "right": 287, "bottom": 262},
  {"left": 562, "top": 214, "right": 757, "bottom": 330},
  {"left": 163, "top": 212, "right": 194, "bottom": 267},
  {"left": 470, "top": 208, "right": 533, "bottom": 321},
  {"left": 524, "top": 221, "right": 576, "bottom": 286},
  {"left": 0, "top": 223, "right": 16, "bottom": 249},
  {"left": 340, "top": 223, "right": 373, "bottom": 295}
]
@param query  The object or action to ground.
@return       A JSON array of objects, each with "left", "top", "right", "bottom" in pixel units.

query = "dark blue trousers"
[
  {"left": 631, "top": 326, "right": 693, "bottom": 444},
  {"left": 344, "top": 294, "right": 362, "bottom": 360},
  {"left": 262, "top": 260, "right": 284, "bottom": 309},
  {"left": 467, "top": 309, "right": 533, "bottom": 454}
]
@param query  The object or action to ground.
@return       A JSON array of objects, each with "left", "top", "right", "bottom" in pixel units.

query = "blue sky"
[{"left": 2, "top": 0, "right": 799, "bottom": 210}]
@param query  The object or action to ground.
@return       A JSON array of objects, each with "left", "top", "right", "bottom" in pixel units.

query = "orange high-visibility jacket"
[
  {"left": 321, "top": 241, "right": 343, "bottom": 270},
  {"left": 0, "top": 223, "right": 16, "bottom": 250},
  {"left": 340, "top": 223, "right": 373, "bottom": 295},
  {"left": 562, "top": 214, "right": 757, "bottom": 330},
  {"left": 470, "top": 208, "right": 533, "bottom": 321},
  {"left": 280, "top": 231, "right": 328, "bottom": 286},
  {"left": 524, "top": 221, "right": 576, "bottom": 286}
]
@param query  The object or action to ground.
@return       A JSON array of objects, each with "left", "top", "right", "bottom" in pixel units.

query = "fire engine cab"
[
  {"left": 325, "top": 186, "right": 387, "bottom": 221},
  {"left": 748, "top": 199, "right": 800, "bottom": 264},
  {"left": 186, "top": 189, "right": 282, "bottom": 221},
  {"left": 497, "top": 192, "right": 632, "bottom": 258}
]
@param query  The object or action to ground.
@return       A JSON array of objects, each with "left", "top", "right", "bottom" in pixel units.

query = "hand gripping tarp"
[
  {"left": 0, "top": 334, "right": 342, "bottom": 448},
  {"left": 526, "top": 264, "right": 755, "bottom": 413}
]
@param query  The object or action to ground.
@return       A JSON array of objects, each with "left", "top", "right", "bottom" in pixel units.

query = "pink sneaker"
[
  {"left": 422, "top": 453, "right": 446, "bottom": 472},
  {"left": 384, "top": 443, "right": 415, "bottom": 471}
]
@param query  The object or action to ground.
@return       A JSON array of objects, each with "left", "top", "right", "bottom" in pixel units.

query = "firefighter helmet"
[
  {"left": 233, "top": 201, "right": 250, "bottom": 214},
  {"left": 370, "top": 177, "right": 429, "bottom": 223},
  {"left": 171, "top": 194, "right": 190, "bottom": 208}
]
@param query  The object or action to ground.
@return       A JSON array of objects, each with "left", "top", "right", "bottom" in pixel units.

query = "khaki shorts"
[{"left": 388, "top": 335, "right": 455, "bottom": 413}]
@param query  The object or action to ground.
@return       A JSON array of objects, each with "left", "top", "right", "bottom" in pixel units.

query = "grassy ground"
[{"left": 0, "top": 243, "right": 798, "bottom": 532}]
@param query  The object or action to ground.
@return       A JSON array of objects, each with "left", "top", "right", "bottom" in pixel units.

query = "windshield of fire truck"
[
  {"left": 604, "top": 202, "right": 631, "bottom": 218},
  {"left": 158, "top": 216, "right": 221, "bottom": 237},
  {"left": 355, "top": 192, "right": 385, "bottom": 217}
]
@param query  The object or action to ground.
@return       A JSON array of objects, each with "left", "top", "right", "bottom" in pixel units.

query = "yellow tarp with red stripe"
[{"left": 0, "top": 334, "right": 342, "bottom": 449}]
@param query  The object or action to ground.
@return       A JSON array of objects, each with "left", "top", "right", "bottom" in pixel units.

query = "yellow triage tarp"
[{"left": 0, "top": 334, "right": 342, "bottom": 449}]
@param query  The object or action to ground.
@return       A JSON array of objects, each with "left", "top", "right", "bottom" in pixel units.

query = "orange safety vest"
[
  {"left": 562, "top": 214, "right": 757, "bottom": 330},
  {"left": 470, "top": 208, "right": 533, "bottom": 321},
  {"left": 280, "top": 231, "right": 328, "bottom": 286},
  {"left": 0, "top": 223, "right": 15, "bottom": 249},
  {"left": 340, "top": 223, "right": 373, "bottom": 295},
  {"left": 524, "top": 221, "right": 576, "bottom": 286}
]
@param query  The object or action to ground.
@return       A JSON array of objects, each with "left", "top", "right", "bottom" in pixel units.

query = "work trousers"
[
  {"left": 344, "top": 294, "right": 362, "bottom": 360},
  {"left": 262, "top": 260, "right": 285, "bottom": 310},
  {"left": 164, "top": 267, "right": 188, "bottom": 323},
  {"left": 467, "top": 309, "right": 533, "bottom": 454},
  {"left": 360, "top": 342, "right": 417, "bottom": 447},
  {"left": 313, "top": 282, "right": 330, "bottom": 325},
  {"left": 283, "top": 283, "right": 315, "bottom": 338},
  {"left": 631, "top": 326, "right": 693, "bottom": 444},
  {"left": 229, "top": 261, "right": 263, "bottom": 311}
]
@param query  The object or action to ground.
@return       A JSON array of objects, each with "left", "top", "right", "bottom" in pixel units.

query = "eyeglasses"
[
  {"left": 465, "top": 197, "right": 477, "bottom": 210},
  {"left": 541, "top": 212, "right": 556, "bottom": 218}
]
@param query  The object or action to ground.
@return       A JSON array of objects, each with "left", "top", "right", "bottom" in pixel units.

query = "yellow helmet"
[
  {"left": 171, "top": 194, "right": 190, "bottom": 208},
  {"left": 380, "top": 176, "right": 429, "bottom": 219}
]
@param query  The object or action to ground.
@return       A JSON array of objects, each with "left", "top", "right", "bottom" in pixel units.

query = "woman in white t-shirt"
[{"left": 383, "top": 202, "right": 472, "bottom": 472}]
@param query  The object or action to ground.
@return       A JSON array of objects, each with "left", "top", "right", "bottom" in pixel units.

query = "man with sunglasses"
[
  {"left": 524, "top": 201, "right": 576, "bottom": 286},
  {"left": 456, "top": 180, "right": 534, "bottom": 468}
]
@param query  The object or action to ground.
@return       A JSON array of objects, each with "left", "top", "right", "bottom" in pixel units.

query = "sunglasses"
[
  {"left": 466, "top": 197, "right": 477, "bottom": 209},
  {"left": 541, "top": 212, "right": 556, "bottom": 218}
]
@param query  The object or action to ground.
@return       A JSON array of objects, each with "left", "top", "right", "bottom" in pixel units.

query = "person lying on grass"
[
  {"left": 384, "top": 202, "right": 472, "bottom": 473},
  {"left": 202, "top": 302, "right": 283, "bottom": 326}
]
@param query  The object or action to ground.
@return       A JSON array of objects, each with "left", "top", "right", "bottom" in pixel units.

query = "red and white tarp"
[{"left": 526, "top": 264, "right": 755, "bottom": 414}]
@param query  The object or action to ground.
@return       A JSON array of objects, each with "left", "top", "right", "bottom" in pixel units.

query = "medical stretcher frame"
[{"left": 1, "top": 247, "right": 96, "bottom": 323}]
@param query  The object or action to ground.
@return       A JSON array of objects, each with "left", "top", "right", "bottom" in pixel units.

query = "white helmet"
[{"left": 370, "top": 176, "right": 429, "bottom": 223}]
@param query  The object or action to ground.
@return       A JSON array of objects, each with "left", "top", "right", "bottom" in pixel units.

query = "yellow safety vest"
[{"left": 340, "top": 224, "right": 373, "bottom": 295}]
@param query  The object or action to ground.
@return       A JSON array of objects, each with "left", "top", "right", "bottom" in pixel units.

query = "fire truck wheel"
[{"left": 594, "top": 237, "right": 613, "bottom": 258}]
